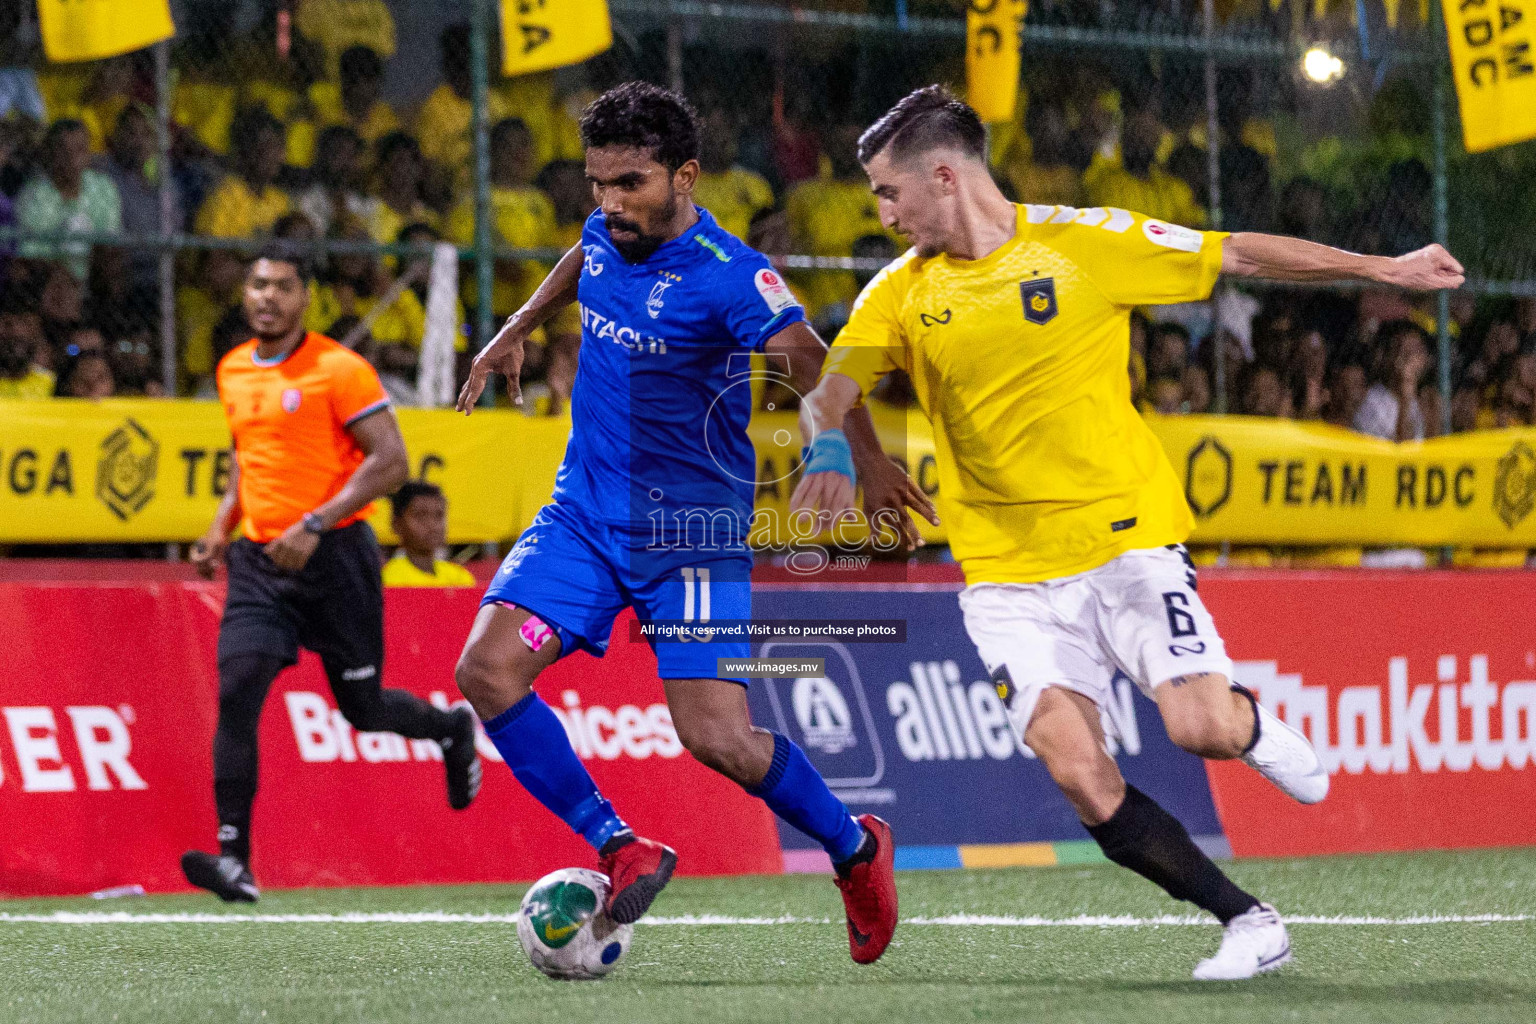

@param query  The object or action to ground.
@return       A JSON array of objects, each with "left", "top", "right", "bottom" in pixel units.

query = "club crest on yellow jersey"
[{"left": 1019, "top": 277, "right": 1058, "bottom": 325}]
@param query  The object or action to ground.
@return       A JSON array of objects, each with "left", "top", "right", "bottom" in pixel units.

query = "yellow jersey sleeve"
[
  {"left": 820, "top": 254, "right": 913, "bottom": 397},
  {"left": 1038, "top": 206, "right": 1226, "bottom": 307}
]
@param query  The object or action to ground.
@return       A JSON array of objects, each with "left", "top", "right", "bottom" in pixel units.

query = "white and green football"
[{"left": 516, "top": 868, "right": 633, "bottom": 980}]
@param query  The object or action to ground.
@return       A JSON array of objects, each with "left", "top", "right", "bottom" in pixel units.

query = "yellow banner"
[
  {"left": 966, "top": 0, "right": 1026, "bottom": 124},
  {"left": 501, "top": 0, "right": 612, "bottom": 77},
  {"left": 0, "top": 400, "right": 564, "bottom": 545},
  {"left": 1442, "top": 0, "right": 1536, "bottom": 153},
  {"left": 1155, "top": 414, "right": 1536, "bottom": 546},
  {"left": 37, "top": 0, "right": 175, "bottom": 64},
  {"left": 4, "top": 400, "right": 1536, "bottom": 550}
]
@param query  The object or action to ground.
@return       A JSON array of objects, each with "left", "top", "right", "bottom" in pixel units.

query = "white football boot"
[
  {"left": 1192, "top": 903, "right": 1291, "bottom": 981},
  {"left": 1240, "top": 697, "right": 1329, "bottom": 804}
]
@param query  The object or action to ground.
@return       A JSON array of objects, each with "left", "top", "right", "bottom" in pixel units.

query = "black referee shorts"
[{"left": 218, "top": 521, "right": 384, "bottom": 678}]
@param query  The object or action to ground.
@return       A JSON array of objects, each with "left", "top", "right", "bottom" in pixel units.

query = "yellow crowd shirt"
[
  {"left": 693, "top": 166, "right": 775, "bottom": 241},
  {"left": 194, "top": 178, "right": 291, "bottom": 238},
  {"left": 382, "top": 553, "right": 477, "bottom": 587},
  {"left": 784, "top": 177, "right": 891, "bottom": 315},
  {"left": 824, "top": 203, "right": 1227, "bottom": 584}
]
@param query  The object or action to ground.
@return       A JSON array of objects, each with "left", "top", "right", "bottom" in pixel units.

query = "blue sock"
[
  {"left": 482, "top": 693, "right": 628, "bottom": 850},
  {"left": 749, "top": 733, "right": 865, "bottom": 863}
]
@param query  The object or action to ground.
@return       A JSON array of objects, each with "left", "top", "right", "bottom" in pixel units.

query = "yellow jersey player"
[{"left": 792, "top": 86, "right": 1464, "bottom": 981}]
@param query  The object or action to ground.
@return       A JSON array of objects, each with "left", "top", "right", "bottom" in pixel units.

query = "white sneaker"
[
  {"left": 1241, "top": 699, "right": 1329, "bottom": 804},
  {"left": 1192, "top": 903, "right": 1291, "bottom": 981}
]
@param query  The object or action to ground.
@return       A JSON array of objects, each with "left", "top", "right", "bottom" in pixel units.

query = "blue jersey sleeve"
[{"left": 717, "top": 252, "right": 806, "bottom": 351}]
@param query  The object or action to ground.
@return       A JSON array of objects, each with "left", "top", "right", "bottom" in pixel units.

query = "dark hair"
[
  {"left": 579, "top": 82, "right": 700, "bottom": 173},
  {"left": 339, "top": 45, "right": 383, "bottom": 83},
  {"left": 390, "top": 478, "right": 445, "bottom": 517},
  {"left": 43, "top": 118, "right": 88, "bottom": 152},
  {"left": 253, "top": 240, "right": 316, "bottom": 286},
  {"left": 857, "top": 85, "right": 986, "bottom": 165},
  {"left": 491, "top": 116, "right": 531, "bottom": 150},
  {"left": 316, "top": 124, "right": 363, "bottom": 155},
  {"left": 376, "top": 130, "right": 421, "bottom": 166},
  {"left": 396, "top": 221, "right": 438, "bottom": 245}
]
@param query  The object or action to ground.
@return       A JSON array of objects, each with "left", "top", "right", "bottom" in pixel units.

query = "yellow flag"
[
  {"left": 501, "top": 0, "right": 612, "bottom": 76},
  {"left": 1442, "top": 0, "right": 1536, "bottom": 152},
  {"left": 967, "top": 0, "right": 1026, "bottom": 124},
  {"left": 37, "top": 0, "right": 175, "bottom": 63}
]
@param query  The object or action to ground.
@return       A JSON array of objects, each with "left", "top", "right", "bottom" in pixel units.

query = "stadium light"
[{"left": 1301, "top": 45, "right": 1345, "bottom": 85}]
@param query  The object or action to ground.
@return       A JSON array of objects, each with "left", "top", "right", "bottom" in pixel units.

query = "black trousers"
[{"left": 211, "top": 523, "right": 452, "bottom": 862}]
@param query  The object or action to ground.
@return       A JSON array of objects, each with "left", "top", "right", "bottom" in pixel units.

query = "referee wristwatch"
[{"left": 301, "top": 512, "right": 327, "bottom": 535}]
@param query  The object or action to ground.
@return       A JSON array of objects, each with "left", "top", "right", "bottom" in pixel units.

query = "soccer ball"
[{"left": 516, "top": 868, "right": 633, "bottom": 980}]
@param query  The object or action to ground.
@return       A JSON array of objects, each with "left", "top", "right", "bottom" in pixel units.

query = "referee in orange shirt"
[{"left": 182, "top": 242, "right": 480, "bottom": 902}]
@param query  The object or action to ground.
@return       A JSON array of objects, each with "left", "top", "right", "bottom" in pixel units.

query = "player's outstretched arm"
[
  {"left": 457, "top": 243, "right": 584, "bottom": 413},
  {"left": 191, "top": 458, "right": 242, "bottom": 580},
  {"left": 766, "top": 323, "right": 938, "bottom": 550},
  {"left": 1220, "top": 233, "right": 1465, "bottom": 290}
]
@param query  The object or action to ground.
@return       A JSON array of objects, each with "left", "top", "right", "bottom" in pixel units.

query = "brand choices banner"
[{"left": 0, "top": 583, "right": 777, "bottom": 897}]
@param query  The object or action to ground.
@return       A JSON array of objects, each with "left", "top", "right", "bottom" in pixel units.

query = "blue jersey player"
[{"left": 453, "top": 84, "right": 933, "bottom": 964}]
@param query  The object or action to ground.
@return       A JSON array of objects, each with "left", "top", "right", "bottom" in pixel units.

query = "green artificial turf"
[{"left": 2, "top": 847, "right": 1534, "bottom": 1024}]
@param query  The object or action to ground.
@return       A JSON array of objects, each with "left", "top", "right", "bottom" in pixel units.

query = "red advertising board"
[
  {"left": 0, "top": 582, "right": 779, "bottom": 897},
  {"left": 1201, "top": 571, "right": 1536, "bottom": 858}
]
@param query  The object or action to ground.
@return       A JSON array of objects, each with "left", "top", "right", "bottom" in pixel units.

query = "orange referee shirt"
[{"left": 217, "top": 333, "right": 392, "bottom": 543}]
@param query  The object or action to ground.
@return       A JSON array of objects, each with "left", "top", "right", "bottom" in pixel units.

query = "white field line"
[{"left": 0, "top": 912, "right": 1529, "bottom": 927}]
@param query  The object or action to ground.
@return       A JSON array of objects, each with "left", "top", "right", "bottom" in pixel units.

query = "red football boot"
[
  {"left": 598, "top": 833, "right": 678, "bottom": 924},
  {"left": 834, "top": 814, "right": 897, "bottom": 964}
]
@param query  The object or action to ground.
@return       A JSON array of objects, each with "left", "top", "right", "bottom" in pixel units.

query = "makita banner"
[
  {"left": 1200, "top": 571, "right": 1536, "bottom": 858},
  {"left": 0, "top": 583, "right": 778, "bottom": 897},
  {"left": 746, "top": 586, "right": 1227, "bottom": 854}
]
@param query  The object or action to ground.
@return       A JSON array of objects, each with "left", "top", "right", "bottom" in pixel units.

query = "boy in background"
[{"left": 383, "top": 479, "right": 476, "bottom": 587}]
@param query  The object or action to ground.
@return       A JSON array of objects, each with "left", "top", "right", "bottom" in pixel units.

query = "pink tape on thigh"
[{"left": 518, "top": 612, "right": 554, "bottom": 652}]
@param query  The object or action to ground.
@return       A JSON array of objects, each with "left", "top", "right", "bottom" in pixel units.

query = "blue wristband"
[{"left": 801, "top": 428, "right": 857, "bottom": 487}]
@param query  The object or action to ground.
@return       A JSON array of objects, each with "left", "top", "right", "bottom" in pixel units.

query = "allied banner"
[
  {"left": 1156, "top": 414, "right": 1536, "bottom": 546},
  {"left": 501, "top": 0, "right": 612, "bottom": 77},
  {"left": 0, "top": 583, "right": 778, "bottom": 897},
  {"left": 36, "top": 0, "right": 176, "bottom": 63},
  {"left": 966, "top": 0, "right": 1027, "bottom": 124},
  {"left": 1441, "top": 0, "right": 1536, "bottom": 153},
  {"left": 747, "top": 586, "right": 1226, "bottom": 860}
]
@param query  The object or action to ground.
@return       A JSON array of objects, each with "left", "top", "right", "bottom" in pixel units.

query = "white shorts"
[{"left": 959, "top": 544, "right": 1233, "bottom": 742}]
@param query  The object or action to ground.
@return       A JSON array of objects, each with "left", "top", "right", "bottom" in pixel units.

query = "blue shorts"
[{"left": 481, "top": 501, "right": 753, "bottom": 682}]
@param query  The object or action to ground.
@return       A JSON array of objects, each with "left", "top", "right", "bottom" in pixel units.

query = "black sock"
[
  {"left": 212, "top": 653, "right": 285, "bottom": 868},
  {"left": 214, "top": 776, "right": 255, "bottom": 865},
  {"left": 1085, "top": 785, "right": 1259, "bottom": 924},
  {"left": 833, "top": 825, "right": 876, "bottom": 878}
]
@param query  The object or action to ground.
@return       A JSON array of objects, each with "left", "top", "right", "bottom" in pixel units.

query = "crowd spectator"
[
  {"left": 446, "top": 117, "right": 554, "bottom": 322},
  {"left": 1086, "top": 101, "right": 1206, "bottom": 227},
  {"left": 1354, "top": 320, "right": 1433, "bottom": 441},
  {"left": 296, "top": 126, "right": 375, "bottom": 236},
  {"left": 311, "top": 46, "right": 402, "bottom": 152},
  {"left": 96, "top": 105, "right": 180, "bottom": 312},
  {"left": 694, "top": 107, "right": 775, "bottom": 241},
  {"left": 785, "top": 124, "right": 889, "bottom": 318},
  {"left": 294, "top": 0, "right": 396, "bottom": 82},
  {"left": 369, "top": 131, "right": 435, "bottom": 246},
  {"left": 61, "top": 350, "right": 114, "bottom": 398},
  {"left": 0, "top": 290, "right": 52, "bottom": 398},
  {"left": 16, "top": 119, "right": 122, "bottom": 282},
  {"left": 193, "top": 107, "right": 289, "bottom": 238}
]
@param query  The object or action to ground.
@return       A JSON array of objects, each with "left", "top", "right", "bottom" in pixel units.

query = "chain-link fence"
[{"left": 0, "top": 0, "right": 1531, "bottom": 435}]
